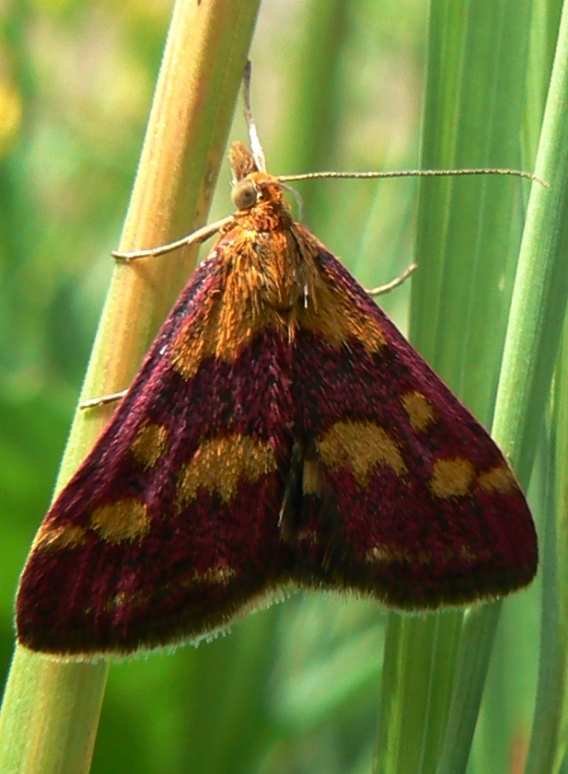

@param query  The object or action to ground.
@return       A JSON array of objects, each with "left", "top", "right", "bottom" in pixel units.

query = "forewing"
[
  {"left": 17, "top": 246, "right": 296, "bottom": 656},
  {"left": 288, "top": 244, "right": 537, "bottom": 609}
]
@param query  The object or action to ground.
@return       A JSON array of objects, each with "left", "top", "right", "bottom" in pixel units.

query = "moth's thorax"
[
  {"left": 208, "top": 170, "right": 388, "bottom": 360},
  {"left": 218, "top": 172, "right": 322, "bottom": 322}
]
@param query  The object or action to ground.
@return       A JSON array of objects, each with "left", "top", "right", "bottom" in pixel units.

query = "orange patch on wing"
[
  {"left": 317, "top": 420, "right": 407, "bottom": 485},
  {"left": 171, "top": 222, "right": 386, "bottom": 383},
  {"left": 401, "top": 390, "right": 437, "bottom": 432},
  {"left": 172, "top": 229, "right": 313, "bottom": 380},
  {"left": 34, "top": 524, "right": 87, "bottom": 552},
  {"left": 130, "top": 421, "right": 169, "bottom": 468},
  {"left": 430, "top": 457, "right": 475, "bottom": 498},
  {"left": 170, "top": 289, "right": 219, "bottom": 380},
  {"left": 299, "top": 268, "right": 386, "bottom": 354},
  {"left": 478, "top": 465, "right": 519, "bottom": 494},
  {"left": 175, "top": 434, "right": 277, "bottom": 508},
  {"left": 91, "top": 499, "right": 151, "bottom": 544}
]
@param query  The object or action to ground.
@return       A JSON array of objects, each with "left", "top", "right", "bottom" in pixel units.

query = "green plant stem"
[
  {"left": 521, "top": 6, "right": 568, "bottom": 771},
  {"left": 491, "top": 0, "right": 568, "bottom": 485},
  {"left": 374, "top": 0, "right": 545, "bottom": 771},
  {"left": 440, "top": 3, "right": 568, "bottom": 771},
  {"left": 0, "top": 1, "right": 260, "bottom": 772}
]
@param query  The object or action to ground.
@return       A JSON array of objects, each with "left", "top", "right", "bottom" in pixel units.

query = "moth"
[{"left": 16, "top": 90, "right": 537, "bottom": 658}]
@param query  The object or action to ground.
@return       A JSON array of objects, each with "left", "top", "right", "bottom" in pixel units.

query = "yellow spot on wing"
[
  {"left": 34, "top": 524, "right": 86, "bottom": 552},
  {"left": 367, "top": 543, "right": 480, "bottom": 566},
  {"left": 317, "top": 420, "right": 407, "bottom": 485},
  {"left": 91, "top": 500, "right": 151, "bottom": 543},
  {"left": 182, "top": 566, "right": 237, "bottom": 587},
  {"left": 478, "top": 465, "right": 518, "bottom": 493},
  {"left": 302, "top": 458, "right": 323, "bottom": 495},
  {"left": 108, "top": 588, "right": 149, "bottom": 612},
  {"left": 401, "top": 390, "right": 436, "bottom": 431},
  {"left": 130, "top": 421, "right": 169, "bottom": 468},
  {"left": 176, "top": 435, "right": 277, "bottom": 508},
  {"left": 430, "top": 457, "right": 475, "bottom": 498},
  {"left": 299, "top": 274, "right": 386, "bottom": 354},
  {"left": 108, "top": 565, "right": 236, "bottom": 613},
  {"left": 366, "top": 544, "right": 412, "bottom": 564}
]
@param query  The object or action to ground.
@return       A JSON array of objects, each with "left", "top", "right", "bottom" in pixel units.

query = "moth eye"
[{"left": 232, "top": 180, "right": 258, "bottom": 210}]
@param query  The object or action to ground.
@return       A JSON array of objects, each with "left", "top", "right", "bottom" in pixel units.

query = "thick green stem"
[{"left": 0, "top": 1, "right": 261, "bottom": 772}]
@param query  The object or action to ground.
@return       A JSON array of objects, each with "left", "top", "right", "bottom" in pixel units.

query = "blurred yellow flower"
[{"left": 0, "top": 81, "right": 22, "bottom": 155}]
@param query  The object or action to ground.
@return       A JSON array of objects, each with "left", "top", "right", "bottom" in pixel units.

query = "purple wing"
[
  {"left": 285, "top": 245, "right": 537, "bottom": 608},
  {"left": 17, "top": 246, "right": 297, "bottom": 655},
  {"left": 16, "top": 230, "right": 537, "bottom": 657}
]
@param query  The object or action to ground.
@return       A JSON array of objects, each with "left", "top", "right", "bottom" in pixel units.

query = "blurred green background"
[{"left": 0, "top": 1, "right": 558, "bottom": 772}]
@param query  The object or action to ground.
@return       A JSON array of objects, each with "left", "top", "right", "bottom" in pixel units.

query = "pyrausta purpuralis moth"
[{"left": 16, "top": 70, "right": 537, "bottom": 658}]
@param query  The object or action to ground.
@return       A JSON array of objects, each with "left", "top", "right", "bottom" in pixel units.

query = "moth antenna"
[
  {"left": 243, "top": 61, "right": 266, "bottom": 173},
  {"left": 278, "top": 168, "right": 548, "bottom": 187}
]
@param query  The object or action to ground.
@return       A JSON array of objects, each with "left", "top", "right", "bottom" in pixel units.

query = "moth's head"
[{"left": 229, "top": 141, "right": 288, "bottom": 213}]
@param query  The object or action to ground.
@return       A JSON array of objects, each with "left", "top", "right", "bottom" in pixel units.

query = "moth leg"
[
  {"left": 366, "top": 263, "right": 417, "bottom": 297},
  {"left": 112, "top": 216, "right": 234, "bottom": 262},
  {"left": 80, "top": 389, "right": 128, "bottom": 410}
]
